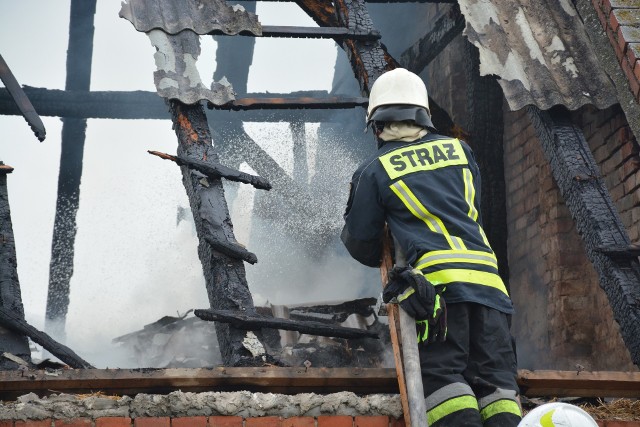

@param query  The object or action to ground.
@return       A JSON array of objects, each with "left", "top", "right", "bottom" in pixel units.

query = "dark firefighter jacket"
[{"left": 341, "top": 133, "right": 513, "bottom": 314}]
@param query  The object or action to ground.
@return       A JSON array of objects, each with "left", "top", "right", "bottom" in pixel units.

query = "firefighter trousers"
[{"left": 419, "top": 302, "right": 522, "bottom": 426}]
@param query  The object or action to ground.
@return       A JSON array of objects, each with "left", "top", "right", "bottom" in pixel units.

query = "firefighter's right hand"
[{"left": 383, "top": 267, "right": 435, "bottom": 320}]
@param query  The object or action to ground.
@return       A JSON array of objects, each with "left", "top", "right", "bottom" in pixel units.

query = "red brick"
[
  {"left": 634, "top": 58, "right": 640, "bottom": 82},
  {"left": 282, "top": 417, "right": 314, "bottom": 427},
  {"left": 354, "top": 416, "right": 389, "bottom": 427},
  {"left": 245, "top": 417, "right": 283, "bottom": 427},
  {"left": 15, "top": 421, "right": 52, "bottom": 427},
  {"left": 605, "top": 422, "right": 640, "bottom": 426},
  {"left": 0, "top": 421, "right": 13, "bottom": 427},
  {"left": 171, "top": 417, "right": 206, "bottom": 427},
  {"left": 55, "top": 420, "right": 91, "bottom": 427},
  {"left": 96, "top": 418, "right": 132, "bottom": 427},
  {"left": 134, "top": 418, "right": 170, "bottom": 427},
  {"left": 627, "top": 43, "right": 640, "bottom": 64},
  {"left": 595, "top": 0, "right": 611, "bottom": 30},
  {"left": 208, "top": 416, "right": 243, "bottom": 427},
  {"left": 389, "top": 418, "right": 406, "bottom": 427},
  {"left": 318, "top": 416, "right": 353, "bottom": 427},
  {"left": 621, "top": 56, "right": 640, "bottom": 96}
]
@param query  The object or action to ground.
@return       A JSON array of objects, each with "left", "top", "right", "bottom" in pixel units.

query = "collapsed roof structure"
[{"left": 1, "top": 0, "right": 640, "bottom": 424}]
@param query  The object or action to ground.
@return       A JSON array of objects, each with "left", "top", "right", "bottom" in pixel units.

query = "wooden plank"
[
  {"left": 518, "top": 370, "right": 640, "bottom": 398},
  {"left": 0, "top": 368, "right": 637, "bottom": 399},
  {"left": 0, "top": 367, "right": 400, "bottom": 399}
]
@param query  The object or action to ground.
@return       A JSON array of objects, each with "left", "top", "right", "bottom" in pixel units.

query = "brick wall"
[
  {"left": 504, "top": 105, "right": 636, "bottom": 371},
  {"left": 591, "top": 0, "right": 640, "bottom": 103}
]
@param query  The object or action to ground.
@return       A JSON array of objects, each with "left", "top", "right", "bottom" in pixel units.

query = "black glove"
[{"left": 383, "top": 266, "right": 447, "bottom": 344}]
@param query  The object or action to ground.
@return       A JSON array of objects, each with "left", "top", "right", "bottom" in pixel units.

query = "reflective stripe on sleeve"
[
  {"left": 425, "top": 269, "right": 509, "bottom": 296},
  {"left": 390, "top": 180, "right": 466, "bottom": 251},
  {"left": 416, "top": 249, "right": 498, "bottom": 270}
]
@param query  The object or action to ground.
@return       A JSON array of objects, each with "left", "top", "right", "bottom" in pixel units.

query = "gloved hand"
[{"left": 383, "top": 266, "right": 447, "bottom": 344}]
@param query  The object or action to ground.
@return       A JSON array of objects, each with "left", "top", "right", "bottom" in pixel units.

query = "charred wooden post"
[
  {"left": 194, "top": 308, "right": 379, "bottom": 339},
  {"left": 530, "top": 106, "right": 640, "bottom": 365},
  {"left": 168, "top": 101, "right": 264, "bottom": 366},
  {"left": 45, "top": 0, "right": 96, "bottom": 340},
  {"left": 334, "top": 0, "right": 397, "bottom": 95},
  {"left": 464, "top": 42, "right": 510, "bottom": 286},
  {"left": 0, "top": 163, "right": 31, "bottom": 370}
]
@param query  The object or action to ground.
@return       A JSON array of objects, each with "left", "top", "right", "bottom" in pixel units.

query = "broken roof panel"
[
  {"left": 119, "top": 0, "right": 262, "bottom": 36},
  {"left": 459, "top": 0, "right": 618, "bottom": 111},
  {"left": 147, "top": 29, "right": 235, "bottom": 105}
]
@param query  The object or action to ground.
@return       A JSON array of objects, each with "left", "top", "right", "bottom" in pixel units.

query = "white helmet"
[
  {"left": 519, "top": 402, "right": 598, "bottom": 427},
  {"left": 367, "top": 68, "right": 431, "bottom": 123}
]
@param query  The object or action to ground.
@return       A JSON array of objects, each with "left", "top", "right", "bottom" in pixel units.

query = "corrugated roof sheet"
[
  {"left": 148, "top": 29, "right": 235, "bottom": 105},
  {"left": 119, "top": 0, "right": 262, "bottom": 36},
  {"left": 459, "top": 0, "right": 618, "bottom": 111}
]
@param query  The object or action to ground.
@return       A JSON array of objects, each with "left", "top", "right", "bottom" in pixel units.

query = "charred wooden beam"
[
  {"left": 0, "top": 306, "right": 93, "bottom": 369},
  {"left": 399, "top": 4, "right": 465, "bottom": 74},
  {"left": 0, "top": 88, "right": 361, "bottom": 121},
  {"left": 334, "top": 0, "right": 397, "bottom": 96},
  {"left": 596, "top": 244, "right": 640, "bottom": 259},
  {"left": 529, "top": 106, "right": 640, "bottom": 365},
  {"left": 169, "top": 100, "right": 265, "bottom": 366},
  {"left": 0, "top": 162, "right": 32, "bottom": 370},
  {"left": 242, "top": 25, "right": 380, "bottom": 40},
  {"left": 203, "top": 235, "right": 258, "bottom": 265},
  {"left": 0, "top": 55, "right": 46, "bottom": 141},
  {"left": 147, "top": 150, "right": 271, "bottom": 190},
  {"left": 0, "top": 164, "right": 14, "bottom": 174},
  {"left": 194, "top": 308, "right": 379, "bottom": 339},
  {"left": 294, "top": 0, "right": 339, "bottom": 27},
  {"left": 209, "top": 96, "right": 369, "bottom": 110},
  {"left": 288, "top": 297, "right": 376, "bottom": 324},
  {"left": 45, "top": 0, "right": 96, "bottom": 341}
]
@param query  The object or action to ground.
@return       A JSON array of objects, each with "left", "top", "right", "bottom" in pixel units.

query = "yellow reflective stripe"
[
  {"left": 397, "top": 287, "right": 415, "bottom": 302},
  {"left": 480, "top": 399, "right": 522, "bottom": 422},
  {"left": 540, "top": 409, "right": 556, "bottom": 427},
  {"left": 463, "top": 168, "right": 491, "bottom": 248},
  {"left": 416, "top": 249, "right": 498, "bottom": 270},
  {"left": 428, "top": 395, "right": 479, "bottom": 425},
  {"left": 425, "top": 269, "right": 509, "bottom": 296},
  {"left": 390, "top": 180, "right": 466, "bottom": 251},
  {"left": 463, "top": 169, "right": 479, "bottom": 221}
]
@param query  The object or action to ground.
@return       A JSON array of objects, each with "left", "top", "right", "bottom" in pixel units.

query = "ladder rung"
[{"left": 207, "top": 96, "right": 369, "bottom": 110}]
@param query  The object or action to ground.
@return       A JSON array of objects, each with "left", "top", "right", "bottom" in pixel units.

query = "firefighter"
[{"left": 341, "top": 68, "right": 522, "bottom": 426}]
